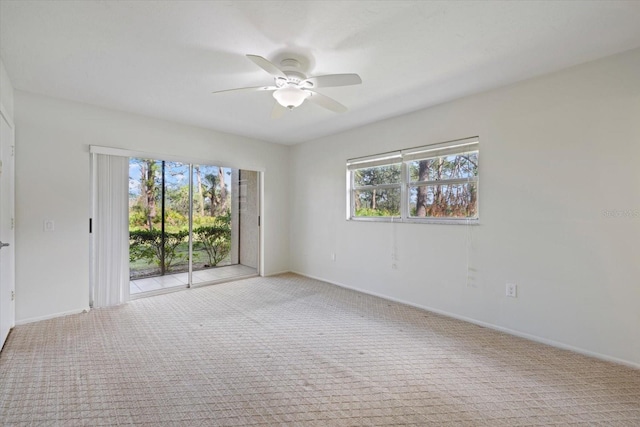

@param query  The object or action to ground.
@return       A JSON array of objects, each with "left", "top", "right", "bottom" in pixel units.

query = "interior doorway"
[{"left": 127, "top": 158, "right": 259, "bottom": 295}]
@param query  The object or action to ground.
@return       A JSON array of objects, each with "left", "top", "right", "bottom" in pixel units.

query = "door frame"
[
  {"left": 89, "top": 145, "right": 264, "bottom": 302},
  {"left": 0, "top": 101, "right": 16, "bottom": 350}
]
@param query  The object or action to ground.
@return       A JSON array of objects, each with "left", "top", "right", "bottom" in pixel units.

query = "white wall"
[
  {"left": 290, "top": 48, "right": 640, "bottom": 367},
  {"left": 14, "top": 91, "right": 290, "bottom": 323},
  {"left": 0, "top": 58, "right": 14, "bottom": 121}
]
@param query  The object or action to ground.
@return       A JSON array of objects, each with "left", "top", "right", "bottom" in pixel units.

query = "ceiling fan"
[{"left": 212, "top": 54, "right": 362, "bottom": 118}]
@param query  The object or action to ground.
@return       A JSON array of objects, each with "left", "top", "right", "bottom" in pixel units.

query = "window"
[
  {"left": 352, "top": 162, "right": 402, "bottom": 218},
  {"left": 347, "top": 137, "right": 479, "bottom": 223}
]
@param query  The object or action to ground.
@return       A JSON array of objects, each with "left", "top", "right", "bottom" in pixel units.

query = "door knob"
[{"left": 0, "top": 241, "right": 9, "bottom": 249}]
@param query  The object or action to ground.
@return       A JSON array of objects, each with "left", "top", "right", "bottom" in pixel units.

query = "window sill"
[{"left": 348, "top": 217, "right": 480, "bottom": 225}]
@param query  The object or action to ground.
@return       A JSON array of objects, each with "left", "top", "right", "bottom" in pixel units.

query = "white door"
[{"left": 0, "top": 109, "right": 15, "bottom": 349}]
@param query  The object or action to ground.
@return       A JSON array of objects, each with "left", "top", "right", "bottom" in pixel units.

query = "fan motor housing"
[{"left": 279, "top": 58, "right": 307, "bottom": 84}]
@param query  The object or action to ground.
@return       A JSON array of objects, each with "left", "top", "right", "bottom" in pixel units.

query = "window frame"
[
  {"left": 347, "top": 152, "right": 403, "bottom": 222},
  {"left": 347, "top": 137, "right": 479, "bottom": 224}
]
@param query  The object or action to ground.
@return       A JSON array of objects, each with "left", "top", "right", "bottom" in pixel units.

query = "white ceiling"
[{"left": 2, "top": 1, "right": 640, "bottom": 145}]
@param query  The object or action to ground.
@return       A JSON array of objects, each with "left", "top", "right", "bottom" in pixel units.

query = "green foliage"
[
  {"left": 192, "top": 215, "right": 219, "bottom": 227},
  {"left": 354, "top": 165, "right": 401, "bottom": 186},
  {"left": 128, "top": 157, "right": 235, "bottom": 276},
  {"left": 193, "top": 221, "right": 231, "bottom": 267},
  {"left": 129, "top": 209, "right": 186, "bottom": 232},
  {"left": 129, "top": 208, "right": 149, "bottom": 229},
  {"left": 408, "top": 153, "right": 479, "bottom": 218},
  {"left": 164, "top": 210, "right": 187, "bottom": 231},
  {"left": 353, "top": 165, "right": 402, "bottom": 214},
  {"left": 355, "top": 207, "right": 400, "bottom": 217},
  {"left": 351, "top": 152, "right": 479, "bottom": 219},
  {"left": 129, "top": 229, "right": 188, "bottom": 272},
  {"left": 165, "top": 186, "right": 190, "bottom": 217},
  {"left": 129, "top": 213, "right": 232, "bottom": 274}
]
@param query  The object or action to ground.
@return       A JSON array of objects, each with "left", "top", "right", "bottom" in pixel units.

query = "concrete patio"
[{"left": 129, "top": 264, "right": 257, "bottom": 296}]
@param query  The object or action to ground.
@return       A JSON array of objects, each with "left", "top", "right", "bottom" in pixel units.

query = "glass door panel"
[
  {"left": 191, "top": 164, "right": 233, "bottom": 285},
  {"left": 129, "top": 158, "right": 163, "bottom": 282},
  {"left": 163, "top": 161, "right": 190, "bottom": 276},
  {"left": 128, "top": 157, "right": 259, "bottom": 295}
]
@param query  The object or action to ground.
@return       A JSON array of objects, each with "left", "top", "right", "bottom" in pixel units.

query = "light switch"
[{"left": 44, "top": 220, "right": 55, "bottom": 232}]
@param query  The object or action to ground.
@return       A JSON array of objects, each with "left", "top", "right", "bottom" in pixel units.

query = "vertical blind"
[{"left": 92, "top": 153, "right": 130, "bottom": 307}]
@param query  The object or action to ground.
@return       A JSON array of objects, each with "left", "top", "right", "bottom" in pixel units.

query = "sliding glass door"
[
  {"left": 190, "top": 163, "right": 233, "bottom": 285},
  {"left": 128, "top": 158, "right": 258, "bottom": 295}
]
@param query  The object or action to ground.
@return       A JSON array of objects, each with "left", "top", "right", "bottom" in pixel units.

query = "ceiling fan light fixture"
[
  {"left": 213, "top": 54, "right": 360, "bottom": 115},
  {"left": 273, "top": 86, "right": 310, "bottom": 109}
]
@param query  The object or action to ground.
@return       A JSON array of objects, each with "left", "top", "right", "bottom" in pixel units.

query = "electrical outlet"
[{"left": 506, "top": 283, "right": 517, "bottom": 298}]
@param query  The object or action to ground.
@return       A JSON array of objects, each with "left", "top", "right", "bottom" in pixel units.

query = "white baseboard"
[
  {"left": 15, "top": 307, "right": 90, "bottom": 326},
  {"left": 291, "top": 271, "right": 640, "bottom": 370}
]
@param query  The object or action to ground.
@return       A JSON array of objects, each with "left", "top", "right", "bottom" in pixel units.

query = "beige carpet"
[{"left": 1, "top": 274, "right": 639, "bottom": 426}]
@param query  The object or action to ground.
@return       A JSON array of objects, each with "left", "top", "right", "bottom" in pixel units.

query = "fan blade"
[
  {"left": 246, "top": 55, "right": 287, "bottom": 79},
  {"left": 211, "top": 86, "right": 276, "bottom": 94},
  {"left": 306, "top": 91, "right": 348, "bottom": 113},
  {"left": 302, "top": 73, "right": 362, "bottom": 89},
  {"left": 271, "top": 102, "right": 288, "bottom": 119}
]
